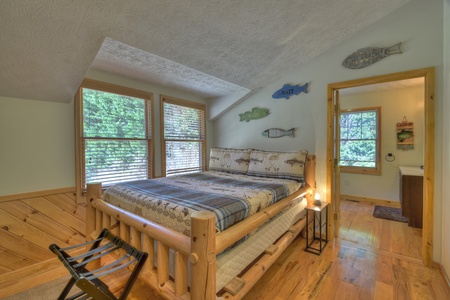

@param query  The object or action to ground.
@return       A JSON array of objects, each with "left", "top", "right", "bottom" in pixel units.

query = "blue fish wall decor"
[
  {"left": 342, "top": 42, "right": 402, "bottom": 69},
  {"left": 262, "top": 128, "right": 295, "bottom": 138},
  {"left": 272, "top": 83, "right": 308, "bottom": 99}
]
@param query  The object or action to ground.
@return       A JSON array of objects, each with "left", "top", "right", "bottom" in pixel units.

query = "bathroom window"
[{"left": 339, "top": 106, "right": 381, "bottom": 175}]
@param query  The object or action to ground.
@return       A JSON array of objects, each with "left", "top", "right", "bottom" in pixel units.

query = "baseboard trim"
[
  {"left": 437, "top": 263, "right": 450, "bottom": 295},
  {"left": 0, "top": 247, "right": 84, "bottom": 298},
  {"left": 0, "top": 257, "right": 67, "bottom": 298},
  {"left": 340, "top": 194, "right": 401, "bottom": 208},
  {"left": 0, "top": 186, "right": 76, "bottom": 203}
]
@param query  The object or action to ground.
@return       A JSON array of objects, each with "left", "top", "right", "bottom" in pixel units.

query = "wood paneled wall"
[{"left": 0, "top": 188, "right": 86, "bottom": 297}]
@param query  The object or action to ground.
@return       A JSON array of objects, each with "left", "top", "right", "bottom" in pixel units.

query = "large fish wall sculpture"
[
  {"left": 262, "top": 128, "right": 295, "bottom": 138},
  {"left": 239, "top": 107, "right": 270, "bottom": 122},
  {"left": 272, "top": 83, "right": 308, "bottom": 99},
  {"left": 342, "top": 42, "right": 402, "bottom": 69}
]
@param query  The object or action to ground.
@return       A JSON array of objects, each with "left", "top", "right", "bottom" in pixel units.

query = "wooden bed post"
[
  {"left": 305, "top": 155, "right": 316, "bottom": 205},
  {"left": 190, "top": 211, "right": 216, "bottom": 300},
  {"left": 86, "top": 183, "right": 102, "bottom": 242}
]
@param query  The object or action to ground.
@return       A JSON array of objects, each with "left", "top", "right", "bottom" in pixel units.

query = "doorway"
[{"left": 326, "top": 67, "right": 435, "bottom": 267}]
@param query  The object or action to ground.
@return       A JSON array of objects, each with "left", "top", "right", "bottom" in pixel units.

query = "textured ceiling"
[
  {"left": 0, "top": 0, "right": 410, "bottom": 107},
  {"left": 92, "top": 38, "right": 251, "bottom": 98}
]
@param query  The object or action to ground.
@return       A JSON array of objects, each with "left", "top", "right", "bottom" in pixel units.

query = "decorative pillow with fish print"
[
  {"left": 209, "top": 148, "right": 252, "bottom": 174},
  {"left": 247, "top": 149, "right": 308, "bottom": 182}
]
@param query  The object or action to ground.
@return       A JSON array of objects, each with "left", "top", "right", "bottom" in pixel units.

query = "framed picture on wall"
[{"left": 396, "top": 117, "right": 414, "bottom": 150}]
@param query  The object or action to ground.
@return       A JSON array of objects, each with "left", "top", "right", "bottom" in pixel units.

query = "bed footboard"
[
  {"left": 86, "top": 183, "right": 217, "bottom": 299},
  {"left": 86, "top": 186, "right": 309, "bottom": 300}
]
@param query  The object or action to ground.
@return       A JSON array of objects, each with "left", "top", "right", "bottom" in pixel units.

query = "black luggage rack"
[{"left": 49, "top": 228, "right": 147, "bottom": 300}]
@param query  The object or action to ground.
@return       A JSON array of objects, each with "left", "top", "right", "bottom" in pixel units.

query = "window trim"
[
  {"left": 339, "top": 106, "right": 381, "bottom": 175},
  {"left": 160, "top": 94, "right": 207, "bottom": 177},
  {"left": 75, "top": 79, "right": 154, "bottom": 196}
]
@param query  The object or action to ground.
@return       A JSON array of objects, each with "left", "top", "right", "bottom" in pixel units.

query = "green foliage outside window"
[
  {"left": 340, "top": 110, "right": 378, "bottom": 168},
  {"left": 163, "top": 101, "right": 205, "bottom": 175},
  {"left": 83, "top": 88, "right": 151, "bottom": 186}
]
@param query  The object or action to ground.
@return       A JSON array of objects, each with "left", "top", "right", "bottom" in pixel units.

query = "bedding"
[
  {"left": 216, "top": 196, "right": 307, "bottom": 291},
  {"left": 209, "top": 147, "right": 251, "bottom": 174},
  {"left": 103, "top": 170, "right": 302, "bottom": 237},
  {"left": 247, "top": 149, "right": 308, "bottom": 182},
  {"left": 86, "top": 151, "right": 315, "bottom": 299},
  {"left": 158, "top": 196, "right": 308, "bottom": 292}
]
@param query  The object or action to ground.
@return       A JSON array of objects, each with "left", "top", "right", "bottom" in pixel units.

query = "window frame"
[
  {"left": 75, "top": 79, "right": 154, "bottom": 195},
  {"left": 339, "top": 106, "right": 381, "bottom": 175},
  {"left": 160, "top": 95, "right": 207, "bottom": 177}
]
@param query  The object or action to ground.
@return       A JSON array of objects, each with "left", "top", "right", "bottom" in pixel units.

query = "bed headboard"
[
  {"left": 304, "top": 154, "right": 316, "bottom": 203},
  {"left": 305, "top": 154, "right": 316, "bottom": 188}
]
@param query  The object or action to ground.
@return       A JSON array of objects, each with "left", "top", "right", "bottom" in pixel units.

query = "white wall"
[
  {"left": 0, "top": 71, "right": 212, "bottom": 196},
  {"left": 214, "top": 0, "right": 444, "bottom": 262},
  {"left": 340, "top": 85, "right": 425, "bottom": 202},
  {"left": 0, "top": 97, "right": 75, "bottom": 195},
  {"left": 441, "top": 0, "right": 450, "bottom": 283}
]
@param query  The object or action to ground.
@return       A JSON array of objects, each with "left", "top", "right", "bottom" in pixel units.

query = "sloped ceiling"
[{"left": 0, "top": 0, "right": 410, "bottom": 117}]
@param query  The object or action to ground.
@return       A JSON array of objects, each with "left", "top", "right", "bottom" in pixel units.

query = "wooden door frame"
[{"left": 326, "top": 67, "right": 435, "bottom": 267}]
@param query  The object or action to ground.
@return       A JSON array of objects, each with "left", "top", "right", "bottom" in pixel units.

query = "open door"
[
  {"left": 334, "top": 90, "right": 341, "bottom": 237},
  {"left": 326, "top": 67, "right": 435, "bottom": 267}
]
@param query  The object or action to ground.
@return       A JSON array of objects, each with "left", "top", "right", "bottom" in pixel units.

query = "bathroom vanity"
[{"left": 399, "top": 166, "right": 423, "bottom": 228}]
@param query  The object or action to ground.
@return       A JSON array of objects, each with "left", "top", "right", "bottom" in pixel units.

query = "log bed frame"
[{"left": 85, "top": 155, "right": 316, "bottom": 300}]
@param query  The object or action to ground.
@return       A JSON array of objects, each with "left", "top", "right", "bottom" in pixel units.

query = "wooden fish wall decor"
[
  {"left": 262, "top": 128, "right": 295, "bottom": 138},
  {"left": 239, "top": 107, "right": 270, "bottom": 122},
  {"left": 342, "top": 42, "right": 402, "bottom": 69},
  {"left": 272, "top": 83, "right": 308, "bottom": 99}
]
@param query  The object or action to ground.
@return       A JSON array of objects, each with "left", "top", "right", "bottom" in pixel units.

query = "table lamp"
[{"left": 314, "top": 192, "right": 321, "bottom": 206}]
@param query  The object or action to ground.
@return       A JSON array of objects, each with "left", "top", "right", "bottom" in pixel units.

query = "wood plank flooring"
[
  {"left": 3, "top": 200, "right": 449, "bottom": 299},
  {"left": 240, "top": 200, "right": 448, "bottom": 300},
  {"left": 124, "top": 200, "right": 448, "bottom": 299},
  {"left": 0, "top": 190, "right": 85, "bottom": 276},
  {"left": 0, "top": 189, "right": 87, "bottom": 298},
  {"left": 339, "top": 200, "right": 422, "bottom": 260}
]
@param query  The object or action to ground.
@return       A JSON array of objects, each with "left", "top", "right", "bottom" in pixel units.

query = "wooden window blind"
[
  {"left": 76, "top": 79, "right": 154, "bottom": 192},
  {"left": 161, "top": 95, "right": 206, "bottom": 176}
]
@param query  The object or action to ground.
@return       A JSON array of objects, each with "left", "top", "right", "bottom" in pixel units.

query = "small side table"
[{"left": 305, "top": 202, "right": 329, "bottom": 255}]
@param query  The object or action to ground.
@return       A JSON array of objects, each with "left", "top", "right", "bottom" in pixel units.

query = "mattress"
[
  {"left": 215, "top": 196, "right": 307, "bottom": 292},
  {"left": 153, "top": 197, "right": 307, "bottom": 292},
  {"left": 103, "top": 171, "right": 302, "bottom": 236}
]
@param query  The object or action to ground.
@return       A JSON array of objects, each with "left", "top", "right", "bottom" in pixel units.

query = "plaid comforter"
[{"left": 103, "top": 171, "right": 301, "bottom": 236}]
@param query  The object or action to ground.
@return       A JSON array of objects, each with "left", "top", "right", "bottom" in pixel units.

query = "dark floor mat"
[{"left": 373, "top": 205, "right": 408, "bottom": 223}]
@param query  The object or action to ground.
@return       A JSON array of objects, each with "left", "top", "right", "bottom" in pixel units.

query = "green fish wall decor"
[
  {"left": 397, "top": 129, "right": 414, "bottom": 142},
  {"left": 239, "top": 107, "right": 270, "bottom": 122}
]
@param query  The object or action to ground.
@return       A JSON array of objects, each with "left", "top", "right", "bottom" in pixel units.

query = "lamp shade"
[{"left": 314, "top": 192, "right": 321, "bottom": 206}]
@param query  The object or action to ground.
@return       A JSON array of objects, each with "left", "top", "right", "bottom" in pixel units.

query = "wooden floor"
[
  {"left": 338, "top": 200, "right": 422, "bottom": 260},
  {"left": 0, "top": 188, "right": 86, "bottom": 298},
  {"left": 122, "top": 200, "right": 449, "bottom": 299},
  {"left": 5, "top": 200, "right": 449, "bottom": 299},
  {"left": 240, "top": 200, "right": 449, "bottom": 300}
]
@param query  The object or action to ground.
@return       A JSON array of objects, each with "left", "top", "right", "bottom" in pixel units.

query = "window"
[
  {"left": 339, "top": 106, "right": 381, "bottom": 175},
  {"left": 75, "top": 79, "right": 153, "bottom": 192},
  {"left": 161, "top": 95, "right": 206, "bottom": 176}
]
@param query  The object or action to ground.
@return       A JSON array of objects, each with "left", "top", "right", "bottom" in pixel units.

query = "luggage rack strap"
[{"left": 49, "top": 228, "right": 148, "bottom": 300}]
